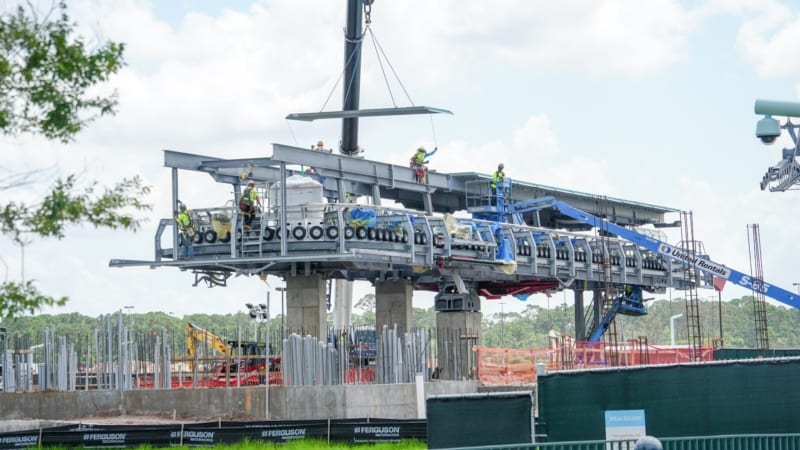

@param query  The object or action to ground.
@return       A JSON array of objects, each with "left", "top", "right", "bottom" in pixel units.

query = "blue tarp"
[
  {"left": 347, "top": 208, "right": 376, "bottom": 228},
  {"left": 496, "top": 237, "right": 514, "bottom": 262}
]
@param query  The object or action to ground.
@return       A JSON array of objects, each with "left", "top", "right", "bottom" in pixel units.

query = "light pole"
[
  {"left": 245, "top": 300, "right": 270, "bottom": 418},
  {"left": 123, "top": 306, "right": 134, "bottom": 330},
  {"left": 670, "top": 314, "right": 683, "bottom": 346},
  {"left": 0, "top": 327, "right": 6, "bottom": 370},
  {"left": 0, "top": 255, "right": 7, "bottom": 283}
]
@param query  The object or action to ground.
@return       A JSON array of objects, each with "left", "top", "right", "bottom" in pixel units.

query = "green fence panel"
[
  {"left": 427, "top": 392, "right": 534, "bottom": 449},
  {"left": 443, "top": 433, "right": 800, "bottom": 449},
  {"left": 713, "top": 348, "right": 800, "bottom": 360},
  {"left": 537, "top": 358, "right": 800, "bottom": 442}
]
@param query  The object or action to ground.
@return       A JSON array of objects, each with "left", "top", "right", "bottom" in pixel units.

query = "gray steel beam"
[{"left": 286, "top": 106, "right": 453, "bottom": 121}]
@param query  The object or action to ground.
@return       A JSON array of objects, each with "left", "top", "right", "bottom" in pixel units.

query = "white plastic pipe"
[{"left": 670, "top": 314, "right": 684, "bottom": 346}]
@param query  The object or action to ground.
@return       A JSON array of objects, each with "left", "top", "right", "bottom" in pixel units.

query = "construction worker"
[
  {"left": 174, "top": 202, "right": 194, "bottom": 259},
  {"left": 410, "top": 146, "right": 438, "bottom": 183},
  {"left": 311, "top": 139, "right": 332, "bottom": 154},
  {"left": 239, "top": 181, "right": 262, "bottom": 230},
  {"left": 490, "top": 163, "right": 505, "bottom": 205},
  {"left": 410, "top": 146, "right": 438, "bottom": 166}
]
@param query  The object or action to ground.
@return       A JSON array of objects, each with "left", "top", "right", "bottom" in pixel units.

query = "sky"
[{"left": 2, "top": 0, "right": 800, "bottom": 323}]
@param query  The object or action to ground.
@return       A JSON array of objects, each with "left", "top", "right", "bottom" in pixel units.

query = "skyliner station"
[{"left": 109, "top": 0, "right": 800, "bottom": 379}]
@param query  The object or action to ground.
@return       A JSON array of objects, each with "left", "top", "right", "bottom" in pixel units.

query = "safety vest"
[
  {"left": 413, "top": 151, "right": 426, "bottom": 164},
  {"left": 176, "top": 210, "right": 191, "bottom": 230},
  {"left": 490, "top": 170, "right": 505, "bottom": 188}
]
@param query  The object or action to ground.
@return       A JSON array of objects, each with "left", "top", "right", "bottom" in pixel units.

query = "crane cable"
[{"left": 367, "top": 24, "right": 440, "bottom": 149}]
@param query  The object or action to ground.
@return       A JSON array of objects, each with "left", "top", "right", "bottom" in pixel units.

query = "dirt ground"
[
  {"left": 2, "top": 412, "right": 262, "bottom": 432},
  {"left": 67, "top": 410, "right": 262, "bottom": 425}
]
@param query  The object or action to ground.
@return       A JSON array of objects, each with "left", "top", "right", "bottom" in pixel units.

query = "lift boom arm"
[
  {"left": 521, "top": 197, "right": 800, "bottom": 309},
  {"left": 185, "top": 322, "right": 232, "bottom": 368}
]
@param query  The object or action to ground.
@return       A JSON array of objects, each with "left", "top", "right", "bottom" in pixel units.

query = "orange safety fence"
[
  {"left": 476, "top": 342, "right": 716, "bottom": 386},
  {"left": 475, "top": 347, "right": 553, "bottom": 386}
]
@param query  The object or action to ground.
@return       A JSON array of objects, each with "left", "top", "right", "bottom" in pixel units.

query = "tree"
[
  {"left": 0, "top": 2, "right": 149, "bottom": 319},
  {"left": 354, "top": 293, "right": 375, "bottom": 312},
  {"left": 0, "top": 1, "right": 125, "bottom": 142}
]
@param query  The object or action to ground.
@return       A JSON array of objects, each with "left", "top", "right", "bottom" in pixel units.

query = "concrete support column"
[
  {"left": 286, "top": 274, "right": 326, "bottom": 340},
  {"left": 435, "top": 311, "right": 481, "bottom": 380},
  {"left": 375, "top": 279, "right": 413, "bottom": 334},
  {"left": 574, "top": 289, "right": 585, "bottom": 341}
]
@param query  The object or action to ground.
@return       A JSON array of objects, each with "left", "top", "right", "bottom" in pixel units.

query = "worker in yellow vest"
[
  {"left": 490, "top": 163, "right": 505, "bottom": 205},
  {"left": 174, "top": 202, "right": 194, "bottom": 259}
]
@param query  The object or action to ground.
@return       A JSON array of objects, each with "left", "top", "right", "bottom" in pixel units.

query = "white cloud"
[
  {"left": 734, "top": 0, "right": 800, "bottom": 81},
  {"left": 5, "top": 0, "right": 800, "bottom": 320},
  {"left": 373, "top": 0, "right": 694, "bottom": 79}
]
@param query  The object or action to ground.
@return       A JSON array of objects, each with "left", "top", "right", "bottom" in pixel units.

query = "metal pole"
[
  {"left": 20, "top": 241, "right": 25, "bottom": 283},
  {"left": 277, "top": 287, "right": 286, "bottom": 339},
  {"left": 340, "top": 0, "right": 364, "bottom": 155},
  {"left": 718, "top": 291, "right": 723, "bottom": 346},
  {"left": 670, "top": 314, "right": 683, "bottom": 346},
  {"left": 265, "top": 292, "right": 270, "bottom": 419},
  {"left": 500, "top": 302, "right": 505, "bottom": 348}
]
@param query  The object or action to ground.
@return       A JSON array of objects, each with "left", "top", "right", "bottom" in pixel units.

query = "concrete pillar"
[
  {"left": 435, "top": 311, "right": 481, "bottom": 380},
  {"left": 375, "top": 279, "right": 413, "bottom": 334},
  {"left": 574, "top": 289, "right": 585, "bottom": 340},
  {"left": 332, "top": 279, "right": 353, "bottom": 330},
  {"left": 286, "top": 274, "right": 326, "bottom": 340}
]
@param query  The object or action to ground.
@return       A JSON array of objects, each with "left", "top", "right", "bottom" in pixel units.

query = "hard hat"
[
  {"left": 417, "top": 147, "right": 426, "bottom": 152},
  {"left": 179, "top": 204, "right": 187, "bottom": 212},
  {"left": 247, "top": 181, "right": 255, "bottom": 186},
  {"left": 498, "top": 163, "right": 504, "bottom": 170},
  {"left": 317, "top": 140, "right": 324, "bottom": 146}
]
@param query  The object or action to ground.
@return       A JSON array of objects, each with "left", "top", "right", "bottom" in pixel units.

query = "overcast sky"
[{"left": 3, "top": 0, "right": 800, "bottom": 321}]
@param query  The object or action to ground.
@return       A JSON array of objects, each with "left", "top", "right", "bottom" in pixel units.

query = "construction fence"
[{"left": 475, "top": 340, "right": 716, "bottom": 386}]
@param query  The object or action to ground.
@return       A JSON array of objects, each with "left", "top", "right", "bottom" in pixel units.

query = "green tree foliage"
[
  {"left": 0, "top": 281, "right": 67, "bottom": 319},
  {"left": 354, "top": 293, "right": 375, "bottom": 312},
  {"left": 3, "top": 296, "right": 800, "bottom": 357},
  {"left": 1, "top": 174, "right": 150, "bottom": 244},
  {"left": 352, "top": 293, "right": 375, "bottom": 326},
  {"left": 0, "top": 2, "right": 149, "bottom": 319},
  {"left": 0, "top": 174, "right": 150, "bottom": 319},
  {"left": 0, "top": 1, "right": 125, "bottom": 142}
]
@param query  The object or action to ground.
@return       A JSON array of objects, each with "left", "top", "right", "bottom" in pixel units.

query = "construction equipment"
[
  {"left": 184, "top": 322, "right": 281, "bottom": 387},
  {"left": 349, "top": 327, "right": 377, "bottom": 366},
  {"left": 185, "top": 322, "right": 231, "bottom": 369},
  {"left": 513, "top": 196, "right": 800, "bottom": 310},
  {"left": 587, "top": 286, "right": 649, "bottom": 343}
]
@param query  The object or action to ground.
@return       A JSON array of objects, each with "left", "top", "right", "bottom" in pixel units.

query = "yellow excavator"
[
  {"left": 184, "top": 322, "right": 281, "bottom": 386},
  {"left": 185, "top": 322, "right": 233, "bottom": 370}
]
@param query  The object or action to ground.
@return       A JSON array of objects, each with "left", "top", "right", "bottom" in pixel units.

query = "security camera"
[{"left": 755, "top": 116, "right": 781, "bottom": 145}]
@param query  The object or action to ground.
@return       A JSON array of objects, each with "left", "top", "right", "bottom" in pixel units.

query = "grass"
[{"left": 230, "top": 439, "right": 427, "bottom": 449}]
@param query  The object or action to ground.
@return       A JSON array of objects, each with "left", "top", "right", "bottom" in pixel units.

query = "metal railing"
[{"left": 444, "top": 433, "right": 800, "bottom": 449}]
